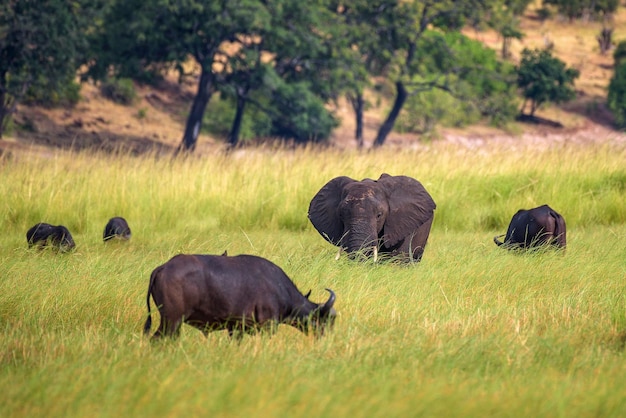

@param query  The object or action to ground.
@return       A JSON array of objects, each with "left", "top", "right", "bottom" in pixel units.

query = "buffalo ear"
[
  {"left": 378, "top": 174, "right": 436, "bottom": 248},
  {"left": 308, "top": 176, "right": 355, "bottom": 246}
]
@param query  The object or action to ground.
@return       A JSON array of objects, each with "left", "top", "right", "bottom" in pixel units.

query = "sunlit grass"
[{"left": 0, "top": 141, "right": 625, "bottom": 417}]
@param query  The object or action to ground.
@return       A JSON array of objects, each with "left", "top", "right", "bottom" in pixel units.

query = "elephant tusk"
[
  {"left": 373, "top": 246, "right": 378, "bottom": 263},
  {"left": 335, "top": 247, "right": 343, "bottom": 260}
]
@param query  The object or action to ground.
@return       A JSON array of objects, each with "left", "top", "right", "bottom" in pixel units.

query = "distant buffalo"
[
  {"left": 26, "top": 223, "right": 75, "bottom": 252},
  {"left": 494, "top": 204, "right": 566, "bottom": 250},
  {"left": 144, "top": 253, "right": 337, "bottom": 340},
  {"left": 103, "top": 217, "right": 131, "bottom": 241}
]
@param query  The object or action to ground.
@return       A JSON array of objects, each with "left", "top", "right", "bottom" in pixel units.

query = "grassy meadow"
[{"left": 1, "top": 140, "right": 625, "bottom": 417}]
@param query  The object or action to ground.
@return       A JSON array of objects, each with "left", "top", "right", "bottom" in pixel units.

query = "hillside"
[{"left": 2, "top": 4, "right": 626, "bottom": 157}]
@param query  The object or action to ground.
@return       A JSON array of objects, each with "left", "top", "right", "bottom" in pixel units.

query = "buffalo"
[
  {"left": 494, "top": 204, "right": 566, "bottom": 250},
  {"left": 144, "top": 253, "right": 337, "bottom": 340},
  {"left": 26, "top": 222, "right": 75, "bottom": 251},
  {"left": 103, "top": 217, "right": 131, "bottom": 241}
]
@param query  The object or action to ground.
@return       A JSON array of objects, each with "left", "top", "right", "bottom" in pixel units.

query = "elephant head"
[{"left": 308, "top": 173, "right": 436, "bottom": 262}]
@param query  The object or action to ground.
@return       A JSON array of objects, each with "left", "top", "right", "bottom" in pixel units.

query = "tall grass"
[{"left": 0, "top": 141, "right": 625, "bottom": 417}]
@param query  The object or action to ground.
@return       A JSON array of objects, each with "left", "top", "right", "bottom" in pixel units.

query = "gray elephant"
[{"left": 308, "top": 173, "right": 436, "bottom": 262}]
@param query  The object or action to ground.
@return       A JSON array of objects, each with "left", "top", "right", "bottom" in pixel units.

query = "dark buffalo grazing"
[
  {"left": 26, "top": 223, "right": 75, "bottom": 251},
  {"left": 494, "top": 204, "right": 566, "bottom": 250},
  {"left": 103, "top": 217, "right": 131, "bottom": 241},
  {"left": 308, "top": 173, "right": 436, "bottom": 262},
  {"left": 143, "top": 253, "right": 337, "bottom": 340}
]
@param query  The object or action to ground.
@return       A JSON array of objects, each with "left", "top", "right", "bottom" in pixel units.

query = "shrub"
[
  {"left": 613, "top": 41, "right": 626, "bottom": 66},
  {"left": 23, "top": 75, "right": 81, "bottom": 107},
  {"left": 100, "top": 78, "right": 137, "bottom": 105},
  {"left": 607, "top": 61, "right": 626, "bottom": 130},
  {"left": 268, "top": 82, "right": 338, "bottom": 143}
]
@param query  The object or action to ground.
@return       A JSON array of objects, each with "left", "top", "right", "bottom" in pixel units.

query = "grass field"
[{"left": 1, "top": 141, "right": 625, "bottom": 417}]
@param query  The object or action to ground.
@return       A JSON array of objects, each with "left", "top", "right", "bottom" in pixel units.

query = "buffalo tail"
[{"left": 143, "top": 268, "right": 158, "bottom": 335}]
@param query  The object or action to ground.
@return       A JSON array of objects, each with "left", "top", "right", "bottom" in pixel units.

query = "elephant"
[{"left": 308, "top": 173, "right": 436, "bottom": 262}]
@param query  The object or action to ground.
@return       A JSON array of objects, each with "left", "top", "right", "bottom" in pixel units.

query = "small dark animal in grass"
[
  {"left": 103, "top": 217, "right": 131, "bottom": 241},
  {"left": 494, "top": 204, "right": 566, "bottom": 250},
  {"left": 308, "top": 173, "right": 436, "bottom": 262},
  {"left": 26, "top": 223, "right": 75, "bottom": 251},
  {"left": 143, "top": 253, "right": 337, "bottom": 340}
]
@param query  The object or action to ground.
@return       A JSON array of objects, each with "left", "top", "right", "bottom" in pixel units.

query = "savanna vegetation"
[{"left": 1, "top": 140, "right": 625, "bottom": 417}]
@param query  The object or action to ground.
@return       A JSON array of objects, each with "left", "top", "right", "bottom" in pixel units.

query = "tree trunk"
[
  {"left": 177, "top": 67, "right": 216, "bottom": 153},
  {"left": 348, "top": 91, "right": 364, "bottom": 149},
  {"left": 0, "top": 90, "right": 8, "bottom": 139},
  {"left": 0, "top": 85, "right": 20, "bottom": 139},
  {"left": 597, "top": 28, "right": 612, "bottom": 55},
  {"left": 373, "top": 81, "right": 408, "bottom": 148},
  {"left": 502, "top": 37, "right": 511, "bottom": 59},
  {"left": 227, "top": 93, "right": 246, "bottom": 148}
]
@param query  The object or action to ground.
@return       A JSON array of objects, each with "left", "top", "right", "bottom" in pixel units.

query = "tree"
[
  {"left": 90, "top": 0, "right": 273, "bottom": 152},
  {"left": 488, "top": 0, "right": 531, "bottom": 59},
  {"left": 90, "top": 0, "right": 340, "bottom": 151},
  {"left": 542, "top": 0, "right": 619, "bottom": 21},
  {"left": 0, "top": 0, "right": 92, "bottom": 137},
  {"left": 329, "top": 1, "right": 391, "bottom": 148},
  {"left": 220, "top": 0, "right": 340, "bottom": 147},
  {"left": 397, "top": 32, "right": 518, "bottom": 134},
  {"left": 607, "top": 61, "right": 626, "bottom": 130},
  {"left": 612, "top": 40, "right": 626, "bottom": 66},
  {"left": 334, "top": 0, "right": 497, "bottom": 148},
  {"left": 516, "top": 48, "right": 580, "bottom": 118}
]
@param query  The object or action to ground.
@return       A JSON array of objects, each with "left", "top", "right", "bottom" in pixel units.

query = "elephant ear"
[
  {"left": 308, "top": 176, "right": 356, "bottom": 246},
  {"left": 378, "top": 174, "right": 436, "bottom": 248}
]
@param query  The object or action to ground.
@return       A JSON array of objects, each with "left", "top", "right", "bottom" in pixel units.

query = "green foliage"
[
  {"left": 607, "top": 61, "right": 626, "bottom": 130},
  {"left": 0, "top": 0, "right": 95, "bottom": 136},
  {"left": 269, "top": 82, "right": 339, "bottom": 143},
  {"left": 89, "top": 0, "right": 340, "bottom": 148},
  {"left": 542, "top": 0, "right": 619, "bottom": 20},
  {"left": 613, "top": 41, "right": 626, "bottom": 66},
  {"left": 488, "top": 0, "right": 530, "bottom": 58},
  {"left": 397, "top": 86, "right": 476, "bottom": 135},
  {"left": 516, "top": 48, "right": 580, "bottom": 116},
  {"left": 202, "top": 94, "right": 272, "bottom": 141},
  {"left": 22, "top": 75, "right": 82, "bottom": 108},
  {"left": 100, "top": 78, "right": 137, "bottom": 105},
  {"left": 398, "top": 33, "right": 517, "bottom": 133}
]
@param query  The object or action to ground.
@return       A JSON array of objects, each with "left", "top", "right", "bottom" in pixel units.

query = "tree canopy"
[
  {"left": 516, "top": 48, "right": 580, "bottom": 117},
  {"left": 0, "top": 0, "right": 93, "bottom": 137}
]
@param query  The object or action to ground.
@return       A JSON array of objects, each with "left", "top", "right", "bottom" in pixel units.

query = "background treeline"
[{"left": 1, "top": 0, "right": 625, "bottom": 149}]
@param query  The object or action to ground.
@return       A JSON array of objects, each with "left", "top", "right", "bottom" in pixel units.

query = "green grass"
[{"left": 0, "top": 141, "right": 625, "bottom": 417}]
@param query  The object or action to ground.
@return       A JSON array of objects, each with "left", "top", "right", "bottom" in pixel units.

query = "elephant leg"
[{"left": 406, "top": 216, "right": 434, "bottom": 262}]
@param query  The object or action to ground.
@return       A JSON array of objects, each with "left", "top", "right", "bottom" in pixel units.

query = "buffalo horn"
[
  {"left": 493, "top": 234, "right": 505, "bottom": 246},
  {"left": 319, "top": 288, "right": 336, "bottom": 316}
]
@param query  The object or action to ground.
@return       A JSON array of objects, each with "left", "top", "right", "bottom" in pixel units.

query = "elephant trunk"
[{"left": 344, "top": 227, "right": 379, "bottom": 260}]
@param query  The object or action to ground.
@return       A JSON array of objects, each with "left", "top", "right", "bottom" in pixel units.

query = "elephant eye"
[{"left": 376, "top": 212, "right": 383, "bottom": 219}]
